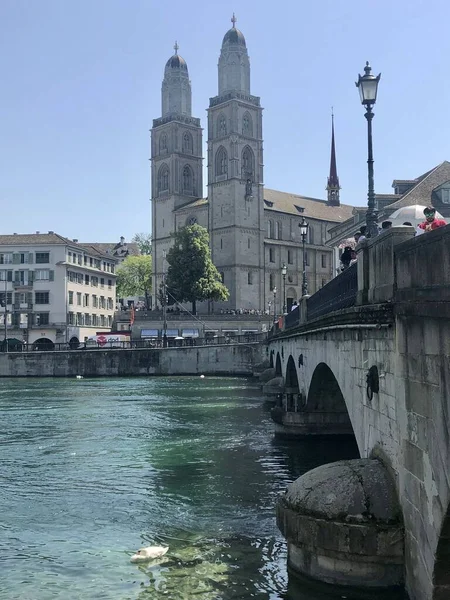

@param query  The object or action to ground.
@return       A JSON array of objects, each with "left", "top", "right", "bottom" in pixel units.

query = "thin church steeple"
[{"left": 327, "top": 109, "right": 341, "bottom": 206}]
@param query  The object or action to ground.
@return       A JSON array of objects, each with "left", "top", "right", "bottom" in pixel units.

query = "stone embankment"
[{"left": 0, "top": 343, "right": 264, "bottom": 377}]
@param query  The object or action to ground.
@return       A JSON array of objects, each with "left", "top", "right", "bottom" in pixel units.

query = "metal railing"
[
  {"left": 1, "top": 332, "right": 267, "bottom": 353},
  {"left": 306, "top": 263, "right": 358, "bottom": 322},
  {"left": 115, "top": 310, "right": 271, "bottom": 323}
]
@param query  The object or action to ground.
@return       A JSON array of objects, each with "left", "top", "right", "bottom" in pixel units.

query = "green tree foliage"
[
  {"left": 116, "top": 255, "right": 152, "bottom": 309},
  {"left": 166, "top": 224, "right": 229, "bottom": 314},
  {"left": 131, "top": 232, "right": 152, "bottom": 255}
]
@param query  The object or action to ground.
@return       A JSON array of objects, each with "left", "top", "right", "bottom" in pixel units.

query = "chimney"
[
  {"left": 73, "top": 239, "right": 78, "bottom": 243},
  {"left": 120, "top": 236, "right": 125, "bottom": 245},
  {"left": 48, "top": 230, "right": 54, "bottom": 234},
  {"left": 36, "top": 231, "right": 40, "bottom": 234}
]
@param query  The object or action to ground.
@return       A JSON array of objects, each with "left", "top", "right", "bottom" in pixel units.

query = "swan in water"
[
  {"left": 130, "top": 546, "right": 169, "bottom": 563},
  {"left": 76, "top": 375, "right": 83, "bottom": 379}
]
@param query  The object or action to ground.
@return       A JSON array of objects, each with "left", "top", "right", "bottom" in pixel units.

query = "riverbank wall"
[{"left": 0, "top": 343, "right": 265, "bottom": 377}]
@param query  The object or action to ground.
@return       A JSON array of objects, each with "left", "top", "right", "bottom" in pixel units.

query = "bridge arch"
[
  {"left": 433, "top": 508, "right": 450, "bottom": 597},
  {"left": 275, "top": 353, "right": 282, "bottom": 376}
]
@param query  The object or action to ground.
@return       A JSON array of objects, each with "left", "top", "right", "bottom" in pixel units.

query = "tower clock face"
[{"left": 187, "top": 216, "right": 197, "bottom": 225}]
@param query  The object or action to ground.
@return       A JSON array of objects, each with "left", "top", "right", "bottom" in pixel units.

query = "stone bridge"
[{"left": 267, "top": 225, "right": 450, "bottom": 600}]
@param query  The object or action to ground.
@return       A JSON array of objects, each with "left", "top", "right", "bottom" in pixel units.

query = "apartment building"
[{"left": 0, "top": 232, "right": 118, "bottom": 350}]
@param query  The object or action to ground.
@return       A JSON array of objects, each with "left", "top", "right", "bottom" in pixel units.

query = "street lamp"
[
  {"left": 268, "top": 300, "right": 272, "bottom": 321},
  {"left": 356, "top": 61, "right": 381, "bottom": 239},
  {"left": 281, "top": 263, "right": 287, "bottom": 314},
  {"left": 299, "top": 217, "right": 309, "bottom": 297},
  {"left": 272, "top": 286, "right": 277, "bottom": 321}
]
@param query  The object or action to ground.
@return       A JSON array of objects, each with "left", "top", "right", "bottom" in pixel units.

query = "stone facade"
[{"left": 150, "top": 20, "right": 356, "bottom": 314}]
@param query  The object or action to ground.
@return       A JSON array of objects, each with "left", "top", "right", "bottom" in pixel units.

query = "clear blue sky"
[{"left": 1, "top": 0, "right": 448, "bottom": 242}]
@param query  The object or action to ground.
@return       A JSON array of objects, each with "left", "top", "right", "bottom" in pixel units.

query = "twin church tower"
[{"left": 151, "top": 16, "right": 342, "bottom": 312}]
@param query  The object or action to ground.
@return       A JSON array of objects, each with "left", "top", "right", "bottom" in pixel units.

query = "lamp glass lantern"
[
  {"left": 299, "top": 217, "right": 309, "bottom": 239},
  {"left": 281, "top": 263, "right": 287, "bottom": 276},
  {"left": 356, "top": 62, "right": 381, "bottom": 106}
]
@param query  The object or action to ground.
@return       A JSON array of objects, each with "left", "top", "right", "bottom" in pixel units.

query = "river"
[{"left": 0, "top": 377, "right": 405, "bottom": 600}]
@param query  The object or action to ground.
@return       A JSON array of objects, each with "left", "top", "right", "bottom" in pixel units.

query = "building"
[
  {"left": 0, "top": 232, "right": 118, "bottom": 350},
  {"left": 328, "top": 160, "right": 450, "bottom": 262},
  {"left": 151, "top": 19, "right": 357, "bottom": 314}
]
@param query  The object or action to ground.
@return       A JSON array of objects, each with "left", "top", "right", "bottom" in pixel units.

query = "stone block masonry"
[{"left": 0, "top": 344, "right": 264, "bottom": 378}]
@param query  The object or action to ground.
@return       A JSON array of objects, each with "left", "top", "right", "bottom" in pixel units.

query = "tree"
[
  {"left": 116, "top": 255, "right": 152, "bottom": 309},
  {"left": 165, "top": 224, "right": 229, "bottom": 314},
  {"left": 132, "top": 233, "right": 152, "bottom": 255}
]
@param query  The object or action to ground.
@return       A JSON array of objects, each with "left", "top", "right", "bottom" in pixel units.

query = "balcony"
[{"left": 13, "top": 282, "right": 33, "bottom": 290}]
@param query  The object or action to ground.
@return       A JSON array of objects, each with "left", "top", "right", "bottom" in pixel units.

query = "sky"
[{"left": 0, "top": 0, "right": 449, "bottom": 242}]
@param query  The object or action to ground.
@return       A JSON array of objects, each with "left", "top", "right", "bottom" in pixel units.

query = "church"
[{"left": 151, "top": 16, "right": 356, "bottom": 313}]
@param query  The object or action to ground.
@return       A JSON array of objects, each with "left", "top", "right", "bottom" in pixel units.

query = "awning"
[
  {"left": 163, "top": 329, "right": 179, "bottom": 338},
  {"left": 181, "top": 329, "right": 199, "bottom": 338},
  {"left": 242, "top": 329, "right": 259, "bottom": 333},
  {"left": 141, "top": 329, "right": 159, "bottom": 338}
]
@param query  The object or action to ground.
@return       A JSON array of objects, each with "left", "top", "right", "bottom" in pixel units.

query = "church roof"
[
  {"left": 263, "top": 188, "right": 356, "bottom": 222},
  {"left": 83, "top": 242, "right": 140, "bottom": 258}
]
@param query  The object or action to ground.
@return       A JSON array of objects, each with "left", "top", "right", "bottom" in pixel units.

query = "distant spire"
[
  {"left": 173, "top": 40, "right": 179, "bottom": 55},
  {"left": 231, "top": 13, "right": 237, "bottom": 28},
  {"left": 327, "top": 109, "right": 341, "bottom": 206}
]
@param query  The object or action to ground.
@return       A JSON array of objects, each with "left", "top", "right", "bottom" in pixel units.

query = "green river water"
[{"left": 0, "top": 377, "right": 405, "bottom": 600}]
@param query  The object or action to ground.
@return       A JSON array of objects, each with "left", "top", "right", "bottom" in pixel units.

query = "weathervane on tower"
[{"left": 231, "top": 13, "right": 237, "bottom": 28}]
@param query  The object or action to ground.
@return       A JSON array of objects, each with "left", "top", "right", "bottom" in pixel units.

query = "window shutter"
[
  {"left": 28, "top": 253, "right": 34, "bottom": 264},
  {"left": 14, "top": 271, "right": 20, "bottom": 284},
  {"left": 49, "top": 270, "right": 54, "bottom": 281},
  {"left": 12, "top": 253, "right": 20, "bottom": 264},
  {"left": 28, "top": 270, "right": 34, "bottom": 283}
]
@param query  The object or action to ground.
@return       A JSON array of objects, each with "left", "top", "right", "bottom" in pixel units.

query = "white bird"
[
  {"left": 200, "top": 374, "right": 205, "bottom": 379},
  {"left": 76, "top": 375, "right": 83, "bottom": 379},
  {"left": 130, "top": 546, "right": 169, "bottom": 563}
]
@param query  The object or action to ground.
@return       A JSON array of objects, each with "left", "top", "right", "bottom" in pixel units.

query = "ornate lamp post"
[
  {"left": 272, "top": 286, "right": 277, "bottom": 321},
  {"left": 268, "top": 300, "right": 272, "bottom": 321},
  {"left": 356, "top": 61, "right": 381, "bottom": 239},
  {"left": 281, "top": 263, "right": 287, "bottom": 314},
  {"left": 299, "top": 217, "right": 309, "bottom": 297}
]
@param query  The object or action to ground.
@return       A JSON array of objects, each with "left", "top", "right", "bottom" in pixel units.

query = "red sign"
[{"left": 97, "top": 335, "right": 107, "bottom": 346}]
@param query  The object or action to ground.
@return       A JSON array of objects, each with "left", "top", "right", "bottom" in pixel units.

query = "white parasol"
[
  {"left": 388, "top": 205, "right": 444, "bottom": 227},
  {"left": 338, "top": 238, "right": 357, "bottom": 250}
]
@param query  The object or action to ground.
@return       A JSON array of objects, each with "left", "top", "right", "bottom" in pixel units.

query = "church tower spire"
[
  {"left": 327, "top": 110, "right": 341, "bottom": 206},
  {"left": 218, "top": 13, "right": 250, "bottom": 95}
]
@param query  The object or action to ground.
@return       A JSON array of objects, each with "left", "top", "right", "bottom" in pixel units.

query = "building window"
[
  {"left": 217, "top": 114, "right": 227, "bottom": 137},
  {"left": 321, "top": 254, "right": 327, "bottom": 268},
  {"left": 215, "top": 146, "right": 228, "bottom": 176},
  {"left": 0, "top": 270, "right": 13, "bottom": 282},
  {"left": 242, "top": 112, "right": 253, "bottom": 137},
  {"left": 36, "top": 313, "right": 49, "bottom": 326},
  {"left": 92, "top": 295, "right": 98, "bottom": 308},
  {"left": 241, "top": 146, "right": 254, "bottom": 179},
  {"left": 91, "top": 277, "right": 98, "bottom": 287},
  {"left": 0, "top": 292, "right": 12, "bottom": 305},
  {"left": 305, "top": 251, "right": 310, "bottom": 267},
  {"left": 108, "top": 279, "right": 112, "bottom": 289},
  {"left": 68, "top": 291, "right": 73, "bottom": 305},
  {"left": 92, "top": 314, "right": 98, "bottom": 326},
  {"left": 288, "top": 250, "right": 293, "bottom": 264},
  {"left": 84, "top": 293, "right": 89, "bottom": 307},
  {"left": 269, "top": 248, "right": 275, "bottom": 263},
  {"left": 0, "top": 253, "right": 13, "bottom": 264},
  {"left": 35, "top": 292, "right": 49, "bottom": 304},
  {"left": 85, "top": 274, "right": 90, "bottom": 285},
  {"left": 159, "top": 133, "right": 168, "bottom": 154},
  {"left": 182, "top": 131, "right": 193, "bottom": 154},
  {"left": 248, "top": 238, "right": 250, "bottom": 249},
  {"left": 100, "top": 278, "right": 105, "bottom": 288},
  {"left": 308, "top": 227, "right": 314, "bottom": 244},
  {"left": 77, "top": 292, "right": 82, "bottom": 306},
  {"left": 182, "top": 165, "right": 194, "bottom": 195},
  {"left": 220, "top": 272, "right": 225, "bottom": 284},
  {"left": 268, "top": 220, "right": 274, "bottom": 239},
  {"left": 269, "top": 274, "right": 274, "bottom": 290},
  {"left": 35, "top": 269, "right": 50, "bottom": 280},
  {"left": 107, "top": 297, "right": 114, "bottom": 310},
  {"left": 275, "top": 221, "right": 282, "bottom": 240},
  {"left": 84, "top": 313, "right": 91, "bottom": 326},
  {"left": 220, "top": 239, "right": 223, "bottom": 249},
  {"left": 35, "top": 252, "right": 50, "bottom": 264},
  {"left": 158, "top": 164, "right": 170, "bottom": 194},
  {"left": 248, "top": 272, "right": 253, "bottom": 285}
]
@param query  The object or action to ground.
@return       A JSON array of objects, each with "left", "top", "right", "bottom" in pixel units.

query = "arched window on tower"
[
  {"left": 182, "top": 165, "right": 194, "bottom": 196},
  {"left": 242, "top": 112, "right": 253, "bottom": 137},
  {"left": 268, "top": 220, "right": 274, "bottom": 239},
  {"left": 159, "top": 133, "right": 168, "bottom": 154},
  {"left": 158, "top": 164, "right": 169, "bottom": 195},
  {"left": 215, "top": 146, "right": 228, "bottom": 177},
  {"left": 241, "top": 146, "right": 255, "bottom": 180},
  {"left": 217, "top": 114, "right": 227, "bottom": 137},
  {"left": 276, "top": 221, "right": 282, "bottom": 240},
  {"left": 182, "top": 131, "right": 193, "bottom": 154}
]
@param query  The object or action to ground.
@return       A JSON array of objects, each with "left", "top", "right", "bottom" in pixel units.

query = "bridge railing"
[{"left": 306, "top": 263, "right": 358, "bottom": 321}]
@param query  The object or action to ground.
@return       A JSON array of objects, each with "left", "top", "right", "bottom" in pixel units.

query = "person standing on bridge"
[{"left": 416, "top": 206, "right": 446, "bottom": 235}]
